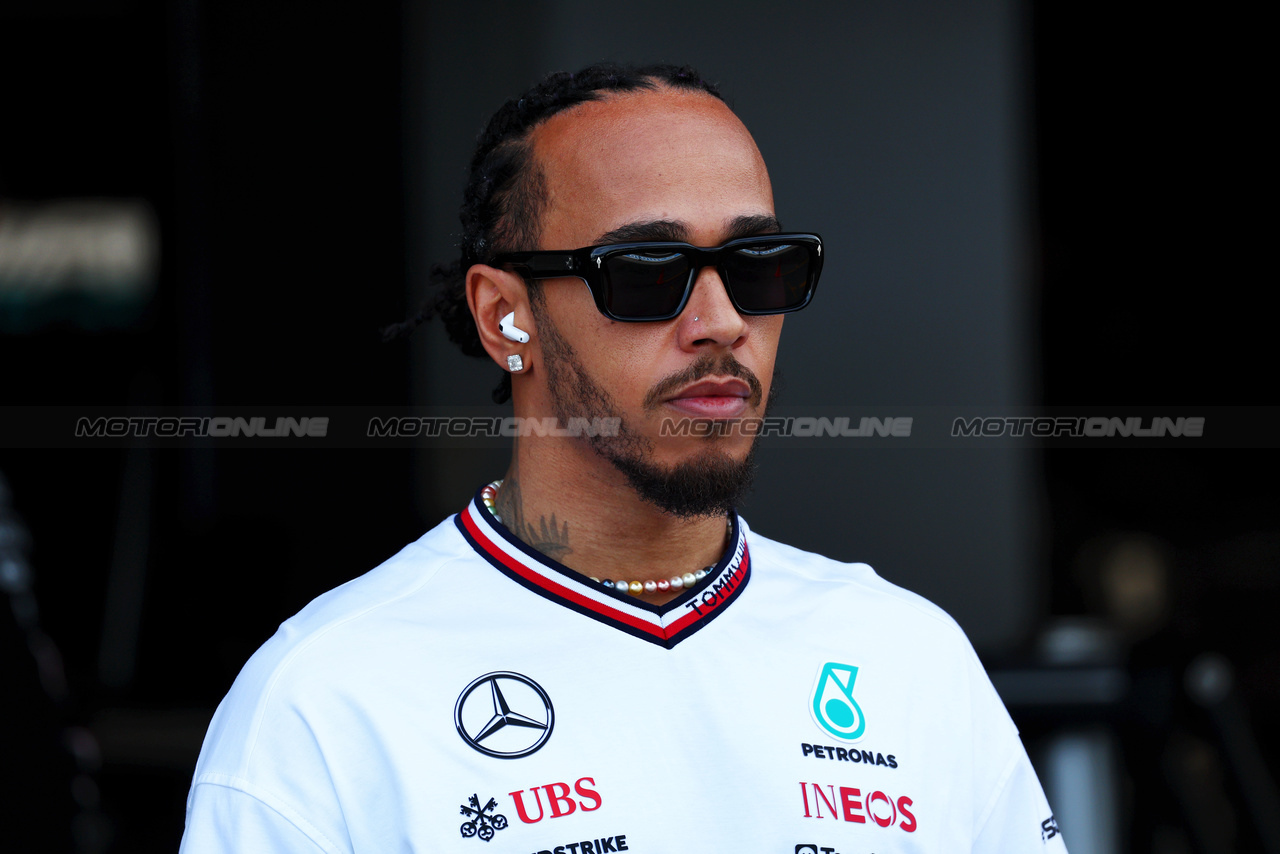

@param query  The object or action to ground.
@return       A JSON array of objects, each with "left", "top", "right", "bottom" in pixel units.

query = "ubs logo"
[
  {"left": 454, "top": 671, "right": 554, "bottom": 759},
  {"left": 458, "top": 794, "right": 508, "bottom": 842}
]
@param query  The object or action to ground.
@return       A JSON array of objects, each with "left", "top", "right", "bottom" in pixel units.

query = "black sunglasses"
[{"left": 492, "top": 233, "right": 823, "bottom": 322}]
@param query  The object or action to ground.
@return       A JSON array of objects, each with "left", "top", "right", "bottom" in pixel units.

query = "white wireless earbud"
[{"left": 498, "top": 311, "right": 530, "bottom": 343}]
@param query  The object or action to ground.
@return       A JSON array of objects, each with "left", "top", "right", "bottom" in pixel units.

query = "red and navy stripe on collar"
[{"left": 455, "top": 489, "right": 750, "bottom": 649}]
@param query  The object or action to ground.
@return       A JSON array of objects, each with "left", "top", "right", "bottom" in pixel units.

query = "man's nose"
[{"left": 676, "top": 266, "right": 749, "bottom": 349}]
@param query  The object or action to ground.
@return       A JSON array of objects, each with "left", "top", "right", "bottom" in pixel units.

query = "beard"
[{"left": 533, "top": 301, "right": 766, "bottom": 519}]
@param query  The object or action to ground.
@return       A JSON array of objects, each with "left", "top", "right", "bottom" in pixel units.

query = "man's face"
[{"left": 526, "top": 87, "right": 783, "bottom": 515}]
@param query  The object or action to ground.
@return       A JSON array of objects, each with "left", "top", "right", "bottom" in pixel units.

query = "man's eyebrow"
[
  {"left": 724, "top": 214, "right": 783, "bottom": 241},
  {"left": 594, "top": 214, "right": 783, "bottom": 246},
  {"left": 595, "top": 220, "right": 689, "bottom": 244}
]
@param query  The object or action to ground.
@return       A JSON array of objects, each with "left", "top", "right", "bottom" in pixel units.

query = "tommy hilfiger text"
[{"left": 683, "top": 539, "right": 747, "bottom": 616}]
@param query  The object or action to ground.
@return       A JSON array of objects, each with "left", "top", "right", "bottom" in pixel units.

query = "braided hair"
[{"left": 386, "top": 62, "right": 725, "bottom": 403}]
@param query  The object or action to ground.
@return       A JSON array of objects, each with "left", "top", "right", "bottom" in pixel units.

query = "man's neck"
[{"left": 492, "top": 438, "right": 732, "bottom": 606}]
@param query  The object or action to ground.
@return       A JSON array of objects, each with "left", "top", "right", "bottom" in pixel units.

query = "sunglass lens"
[
  {"left": 602, "top": 251, "right": 693, "bottom": 319},
  {"left": 721, "top": 242, "right": 813, "bottom": 312}
]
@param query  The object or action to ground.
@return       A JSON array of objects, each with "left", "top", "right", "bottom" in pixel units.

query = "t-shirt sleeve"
[
  {"left": 180, "top": 777, "right": 343, "bottom": 854},
  {"left": 971, "top": 739, "right": 1068, "bottom": 854}
]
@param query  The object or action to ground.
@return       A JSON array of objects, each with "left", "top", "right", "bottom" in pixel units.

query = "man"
[{"left": 181, "top": 63, "right": 1066, "bottom": 853}]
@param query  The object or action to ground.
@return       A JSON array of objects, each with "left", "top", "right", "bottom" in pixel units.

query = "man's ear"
[{"left": 466, "top": 264, "right": 533, "bottom": 372}]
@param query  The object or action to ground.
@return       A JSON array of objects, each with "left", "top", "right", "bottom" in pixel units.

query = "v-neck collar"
[{"left": 455, "top": 487, "right": 751, "bottom": 649}]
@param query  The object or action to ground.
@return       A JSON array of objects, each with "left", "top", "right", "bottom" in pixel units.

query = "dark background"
[{"left": 1, "top": 2, "right": 1274, "bottom": 852}]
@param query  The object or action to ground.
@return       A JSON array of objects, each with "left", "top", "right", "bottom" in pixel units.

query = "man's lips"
[{"left": 664, "top": 378, "right": 753, "bottom": 418}]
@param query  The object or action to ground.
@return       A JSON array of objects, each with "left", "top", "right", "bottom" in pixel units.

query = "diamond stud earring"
[{"left": 507, "top": 354, "right": 524, "bottom": 372}]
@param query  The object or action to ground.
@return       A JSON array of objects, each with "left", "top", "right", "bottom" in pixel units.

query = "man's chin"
[{"left": 603, "top": 442, "right": 758, "bottom": 520}]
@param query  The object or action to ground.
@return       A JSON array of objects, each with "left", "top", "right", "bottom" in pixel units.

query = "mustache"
[{"left": 642, "top": 352, "right": 765, "bottom": 411}]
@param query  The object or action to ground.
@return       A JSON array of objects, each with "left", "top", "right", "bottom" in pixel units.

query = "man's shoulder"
[
  {"left": 185, "top": 515, "right": 482, "bottom": 840},
  {"left": 196, "top": 516, "right": 472, "bottom": 745},
  {"left": 742, "top": 520, "right": 1017, "bottom": 741},
  {"left": 743, "top": 520, "right": 970, "bottom": 643},
  {"left": 277, "top": 513, "right": 470, "bottom": 636}
]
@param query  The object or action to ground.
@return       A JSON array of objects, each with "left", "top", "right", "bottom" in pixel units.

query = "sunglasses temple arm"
[{"left": 504, "top": 253, "right": 581, "bottom": 278}]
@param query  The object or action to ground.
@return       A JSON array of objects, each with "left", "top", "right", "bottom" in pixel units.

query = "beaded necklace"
[{"left": 480, "top": 480, "right": 718, "bottom": 597}]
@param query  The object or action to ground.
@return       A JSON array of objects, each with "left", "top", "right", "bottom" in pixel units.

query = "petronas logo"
[{"left": 810, "top": 662, "right": 866, "bottom": 741}]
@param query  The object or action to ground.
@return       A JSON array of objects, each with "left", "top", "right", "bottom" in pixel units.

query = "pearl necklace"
[{"left": 480, "top": 480, "right": 716, "bottom": 596}]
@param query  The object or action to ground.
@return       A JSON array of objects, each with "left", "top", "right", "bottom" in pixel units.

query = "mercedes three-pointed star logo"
[{"left": 453, "top": 671, "right": 555, "bottom": 758}]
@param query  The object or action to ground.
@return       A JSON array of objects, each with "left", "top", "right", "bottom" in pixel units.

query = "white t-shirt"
[{"left": 181, "top": 489, "right": 1067, "bottom": 853}]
